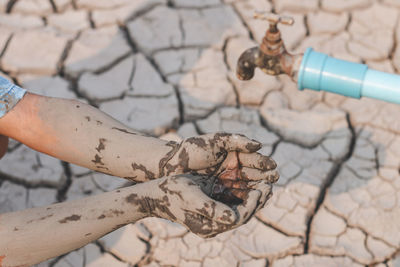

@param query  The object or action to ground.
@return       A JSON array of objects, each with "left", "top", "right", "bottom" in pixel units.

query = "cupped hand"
[
  {"left": 140, "top": 174, "right": 274, "bottom": 238},
  {"left": 211, "top": 151, "right": 279, "bottom": 205}
]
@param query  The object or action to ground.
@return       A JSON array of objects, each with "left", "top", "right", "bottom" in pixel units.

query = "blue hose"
[{"left": 298, "top": 48, "right": 400, "bottom": 105}]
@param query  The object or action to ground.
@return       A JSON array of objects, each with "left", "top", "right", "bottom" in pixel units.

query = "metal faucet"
[
  {"left": 237, "top": 12, "right": 400, "bottom": 106},
  {"left": 236, "top": 12, "right": 303, "bottom": 81}
]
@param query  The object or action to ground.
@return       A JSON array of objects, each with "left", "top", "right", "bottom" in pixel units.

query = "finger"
[
  {"left": 220, "top": 152, "right": 239, "bottom": 170},
  {"left": 238, "top": 152, "right": 277, "bottom": 171},
  {"left": 211, "top": 133, "right": 261, "bottom": 153},
  {"left": 235, "top": 189, "right": 261, "bottom": 225},
  {"left": 251, "top": 181, "right": 273, "bottom": 212},
  {"left": 240, "top": 167, "right": 280, "bottom": 183},
  {"left": 217, "top": 152, "right": 240, "bottom": 181}
]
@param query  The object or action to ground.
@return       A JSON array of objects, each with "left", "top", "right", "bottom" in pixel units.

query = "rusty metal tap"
[{"left": 236, "top": 12, "right": 303, "bottom": 81}]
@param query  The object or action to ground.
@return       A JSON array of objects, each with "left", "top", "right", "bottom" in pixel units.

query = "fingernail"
[{"left": 245, "top": 140, "right": 262, "bottom": 151}]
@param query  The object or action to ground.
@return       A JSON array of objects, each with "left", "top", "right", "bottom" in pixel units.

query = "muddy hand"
[
  {"left": 161, "top": 133, "right": 262, "bottom": 177},
  {"left": 212, "top": 151, "right": 279, "bottom": 205},
  {"left": 137, "top": 173, "right": 271, "bottom": 238},
  {"left": 135, "top": 174, "right": 235, "bottom": 238},
  {"left": 193, "top": 174, "right": 274, "bottom": 235}
]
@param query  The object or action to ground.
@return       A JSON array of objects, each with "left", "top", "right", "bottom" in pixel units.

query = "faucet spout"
[
  {"left": 236, "top": 12, "right": 303, "bottom": 82},
  {"left": 236, "top": 46, "right": 302, "bottom": 81},
  {"left": 236, "top": 46, "right": 260, "bottom": 81}
]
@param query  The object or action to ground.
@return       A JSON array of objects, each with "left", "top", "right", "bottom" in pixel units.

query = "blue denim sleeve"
[{"left": 0, "top": 75, "right": 26, "bottom": 118}]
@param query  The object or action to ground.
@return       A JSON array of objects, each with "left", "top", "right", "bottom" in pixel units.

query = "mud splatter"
[
  {"left": 95, "top": 138, "right": 107, "bottom": 153},
  {"left": 92, "top": 154, "right": 105, "bottom": 165},
  {"left": 196, "top": 202, "right": 216, "bottom": 219},
  {"left": 125, "top": 193, "right": 138, "bottom": 204},
  {"left": 178, "top": 148, "right": 190, "bottom": 172},
  {"left": 97, "top": 209, "right": 125, "bottom": 219},
  {"left": 164, "top": 163, "right": 179, "bottom": 176},
  {"left": 186, "top": 137, "right": 207, "bottom": 148},
  {"left": 259, "top": 157, "right": 277, "bottom": 170},
  {"left": 131, "top": 163, "right": 156, "bottom": 180},
  {"left": 125, "top": 194, "right": 176, "bottom": 220},
  {"left": 59, "top": 214, "right": 81, "bottom": 224},
  {"left": 159, "top": 141, "right": 180, "bottom": 177},
  {"left": 245, "top": 142, "right": 262, "bottom": 152},
  {"left": 85, "top": 116, "right": 91, "bottom": 122},
  {"left": 38, "top": 214, "right": 54, "bottom": 221},
  {"left": 183, "top": 211, "right": 229, "bottom": 237},
  {"left": 220, "top": 210, "right": 234, "bottom": 223},
  {"left": 163, "top": 148, "right": 190, "bottom": 176},
  {"left": 111, "top": 209, "right": 124, "bottom": 216},
  {"left": 210, "top": 132, "right": 231, "bottom": 148},
  {"left": 159, "top": 179, "right": 183, "bottom": 200}
]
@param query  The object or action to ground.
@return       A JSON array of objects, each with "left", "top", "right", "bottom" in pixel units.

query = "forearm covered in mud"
[
  {"left": 0, "top": 171, "right": 271, "bottom": 267},
  {"left": 0, "top": 93, "right": 174, "bottom": 181},
  {"left": 0, "top": 183, "right": 149, "bottom": 267}
]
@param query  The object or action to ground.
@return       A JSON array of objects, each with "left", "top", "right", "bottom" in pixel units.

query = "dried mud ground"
[{"left": 1, "top": 0, "right": 400, "bottom": 266}]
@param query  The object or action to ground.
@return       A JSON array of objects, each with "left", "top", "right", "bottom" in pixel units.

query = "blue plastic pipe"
[{"left": 297, "top": 48, "right": 400, "bottom": 105}]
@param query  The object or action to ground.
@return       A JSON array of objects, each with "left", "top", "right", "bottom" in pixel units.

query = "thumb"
[{"left": 235, "top": 189, "right": 262, "bottom": 225}]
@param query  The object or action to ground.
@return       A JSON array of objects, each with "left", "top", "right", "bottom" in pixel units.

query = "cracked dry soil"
[{"left": 1, "top": 0, "right": 400, "bottom": 266}]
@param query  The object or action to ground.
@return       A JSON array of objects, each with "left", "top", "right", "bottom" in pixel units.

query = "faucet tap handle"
[{"left": 253, "top": 11, "right": 294, "bottom": 26}]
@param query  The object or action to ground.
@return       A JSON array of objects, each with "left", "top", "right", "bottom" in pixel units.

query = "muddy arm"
[
  {"left": 0, "top": 174, "right": 272, "bottom": 267},
  {"left": 0, "top": 92, "right": 173, "bottom": 181},
  {"left": 0, "top": 92, "right": 265, "bottom": 182},
  {"left": 0, "top": 183, "right": 148, "bottom": 267}
]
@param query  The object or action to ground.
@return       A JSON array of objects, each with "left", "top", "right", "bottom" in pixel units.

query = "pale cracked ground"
[{"left": 2, "top": 0, "right": 400, "bottom": 266}]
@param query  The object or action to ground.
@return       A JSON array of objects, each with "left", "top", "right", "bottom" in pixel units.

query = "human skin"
[
  {"left": 0, "top": 93, "right": 276, "bottom": 182},
  {"left": 0, "top": 92, "right": 279, "bottom": 266},
  {"left": 0, "top": 173, "right": 274, "bottom": 267}
]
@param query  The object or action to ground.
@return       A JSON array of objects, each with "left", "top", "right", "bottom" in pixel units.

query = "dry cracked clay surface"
[{"left": 1, "top": 0, "right": 400, "bottom": 266}]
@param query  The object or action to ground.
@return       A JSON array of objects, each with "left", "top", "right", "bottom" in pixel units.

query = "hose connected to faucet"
[{"left": 237, "top": 12, "right": 400, "bottom": 105}]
